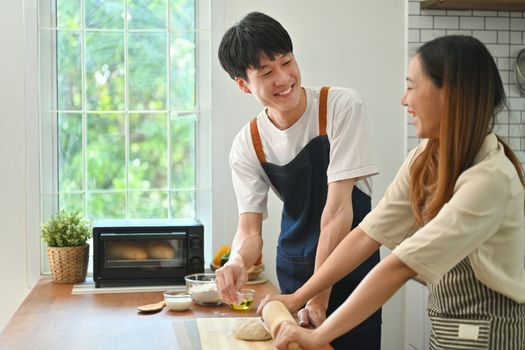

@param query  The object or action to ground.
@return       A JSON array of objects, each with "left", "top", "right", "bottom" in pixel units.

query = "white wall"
[
  {"left": 1, "top": 1, "right": 407, "bottom": 348},
  {"left": 0, "top": 0, "right": 31, "bottom": 331},
  {"left": 406, "top": 0, "right": 525, "bottom": 158},
  {"left": 210, "top": 1, "right": 406, "bottom": 349}
]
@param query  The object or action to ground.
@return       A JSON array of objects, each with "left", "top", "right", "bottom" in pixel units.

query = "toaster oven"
[{"left": 92, "top": 219, "right": 204, "bottom": 287}]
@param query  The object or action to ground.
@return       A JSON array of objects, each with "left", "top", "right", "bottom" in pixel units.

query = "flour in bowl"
[{"left": 189, "top": 283, "right": 221, "bottom": 304}]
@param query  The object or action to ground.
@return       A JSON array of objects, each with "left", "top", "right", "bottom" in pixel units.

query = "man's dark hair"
[{"left": 218, "top": 12, "right": 293, "bottom": 81}]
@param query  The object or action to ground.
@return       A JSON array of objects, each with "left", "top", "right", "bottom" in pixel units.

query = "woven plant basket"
[{"left": 47, "top": 244, "right": 89, "bottom": 284}]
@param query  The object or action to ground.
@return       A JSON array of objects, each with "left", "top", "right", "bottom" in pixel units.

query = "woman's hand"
[{"left": 275, "top": 321, "right": 329, "bottom": 350}]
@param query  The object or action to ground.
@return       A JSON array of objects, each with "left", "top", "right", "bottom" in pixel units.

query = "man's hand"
[
  {"left": 256, "top": 293, "right": 303, "bottom": 315},
  {"left": 215, "top": 259, "right": 247, "bottom": 304},
  {"left": 298, "top": 300, "right": 327, "bottom": 328},
  {"left": 216, "top": 213, "right": 263, "bottom": 304}
]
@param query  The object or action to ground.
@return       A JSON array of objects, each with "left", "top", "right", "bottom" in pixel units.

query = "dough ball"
[{"left": 233, "top": 318, "right": 272, "bottom": 341}]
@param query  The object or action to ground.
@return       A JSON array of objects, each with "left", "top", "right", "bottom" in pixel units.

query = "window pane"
[
  {"left": 41, "top": 0, "right": 203, "bottom": 225},
  {"left": 171, "top": 115, "right": 195, "bottom": 188},
  {"left": 170, "top": 31, "right": 195, "bottom": 110},
  {"left": 57, "top": 0, "right": 81, "bottom": 30},
  {"left": 170, "top": 190, "right": 195, "bottom": 218},
  {"left": 128, "top": 33, "right": 167, "bottom": 110},
  {"left": 129, "top": 191, "right": 168, "bottom": 218},
  {"left": 85, "top": 0, "right": 124, "bottom": 29},
  {"left": 88, "top": 192, "right": 126, "bottom": 219},
  {"left": 128, "top": 0, "right": 167, "bottom": 29},
  {"left": 57, "top": 32, "right": 82, "bottom": 110},
  {"left": 86, "top": 113, "right": 125, "bottom": 190},
  {"left": 170, "top": 0, "right": 194, "bottom": 31},
  {"left": 59, "top": 193, "right": 84, "bottom": 213},
  {"left": 129, "top": 113, "right": 167, "bottom": 189},
  {"left": 58, "top": 113, "right": 83, "bottom": 191},
  {"left": 85, "top": 32, "right": 125, "bottom": 111}
]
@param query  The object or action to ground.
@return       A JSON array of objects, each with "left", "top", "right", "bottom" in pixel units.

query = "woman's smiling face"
[{"left": 401, "top": 55, "right": 444, "bottom": 139}]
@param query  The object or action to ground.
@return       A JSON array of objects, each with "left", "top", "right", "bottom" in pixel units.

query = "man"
[{"left": 215, "top": 11, "right": 381, "bottom": 349}]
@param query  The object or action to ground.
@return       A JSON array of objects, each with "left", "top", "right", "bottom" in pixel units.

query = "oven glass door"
[{"left": 100, "top": 232, "right": 187, "bottom": 279}]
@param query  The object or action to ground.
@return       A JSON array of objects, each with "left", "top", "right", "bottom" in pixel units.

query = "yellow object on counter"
[{"left": 212, "top": 245, "right": 230, "bottom": 266}]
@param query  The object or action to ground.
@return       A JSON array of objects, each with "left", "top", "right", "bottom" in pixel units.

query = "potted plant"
[{"left": 41, "top": 210, "right": 92, "bottom": 283}]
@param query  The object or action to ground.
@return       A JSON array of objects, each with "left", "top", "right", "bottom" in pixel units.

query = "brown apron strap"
[
  {"left": 250, "top": 118, "right": 266, "bottom": 164},
  {"left": 319, "top": 86, "right": 330, "bottom": 136},
  {"left": 251, "top": 87, "right": 329, "bottom": 164}
]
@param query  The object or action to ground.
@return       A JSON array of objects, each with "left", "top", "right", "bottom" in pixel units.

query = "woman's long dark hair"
[{"left": 409, "top": 35, "right": 525, "bottom": 226}]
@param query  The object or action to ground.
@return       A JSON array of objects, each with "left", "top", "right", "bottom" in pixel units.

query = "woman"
[{"left": 259, "top": 35, "right": 525, "bottom": 350}]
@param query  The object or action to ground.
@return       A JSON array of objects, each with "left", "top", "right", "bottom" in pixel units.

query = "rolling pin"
[{"left": 261, "top": 300, "right": 334, "bottom": 350}]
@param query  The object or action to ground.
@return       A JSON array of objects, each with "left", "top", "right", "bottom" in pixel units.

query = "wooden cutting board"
[{"left": 197, "top": 317, "right": 275, "bottom": 350}]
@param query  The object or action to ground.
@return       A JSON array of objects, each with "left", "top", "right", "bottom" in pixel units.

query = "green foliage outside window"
[{"left": 53, "top": 0, "right": 197, "bottom": 220}]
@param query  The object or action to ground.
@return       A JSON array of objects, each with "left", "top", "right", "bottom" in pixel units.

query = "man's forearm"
[
  {"left": 228, "top": 213, "right": 264, "bottom": 269},
  {"left": 295, "top": 227, "right": 381, "bottom": 306},
  {"left": 229, "top": 233, "right": 262, "bottom": 268},
  {"left": 309, "top": 205, "right": 354, "bottom": 306},
  {"left": 315, "top": 209, "right": 353, "bottom": 268}
]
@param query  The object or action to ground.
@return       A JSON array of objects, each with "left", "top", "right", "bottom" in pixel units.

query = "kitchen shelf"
[{"left": 420, "top": 0, "right": 525, "bottom": 12}]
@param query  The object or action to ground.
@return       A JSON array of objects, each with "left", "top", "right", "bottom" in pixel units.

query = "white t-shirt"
[
  {"left": 229, "top": 87, "right": 379, "bottom": 218},
  {"left": 360, "top": 134, "right": 525, "bottom": 303}
]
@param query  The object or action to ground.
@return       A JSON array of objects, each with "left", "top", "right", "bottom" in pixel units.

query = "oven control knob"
[
  {"left": 189, "top": 256, "right": 203, "bottom": 269},
  {"left": 189, "top": 237, "right": 202, "bottom": 250}
]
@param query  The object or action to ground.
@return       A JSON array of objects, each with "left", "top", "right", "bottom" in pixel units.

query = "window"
[{"left": 38, "top": 0, "right": 211, "bottom": 271}]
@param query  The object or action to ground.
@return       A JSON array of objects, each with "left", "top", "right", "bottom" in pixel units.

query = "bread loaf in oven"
[
  {"left": 145, "top": 241, "right": 176, "bottom": 259},
  {"left": 106, "top": 241, "right": 149, "bottom": 260}
]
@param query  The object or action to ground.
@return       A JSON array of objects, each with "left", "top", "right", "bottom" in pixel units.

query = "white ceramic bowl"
[
  {"left": 163, "top": 291, "right": 192, "bottom": 311},
  {"left": 184, "top": 273, "right": 222, "bottom": 306}
]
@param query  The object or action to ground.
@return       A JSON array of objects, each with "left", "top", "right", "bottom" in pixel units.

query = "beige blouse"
[{"left": 360, "top": 134, "right": 525, "bottom": 303}]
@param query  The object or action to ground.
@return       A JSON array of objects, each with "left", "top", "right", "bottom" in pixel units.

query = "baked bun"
[
  {"left": 145, "top": 241, "right": 176, "bottom": 259},
  {"left": 106, "top": 241, "right": 148, "bottom": 260}
]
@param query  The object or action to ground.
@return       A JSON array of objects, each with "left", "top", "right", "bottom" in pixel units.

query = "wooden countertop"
[{"left": 0, "top": 278, "right": 279, "bottom": 350}]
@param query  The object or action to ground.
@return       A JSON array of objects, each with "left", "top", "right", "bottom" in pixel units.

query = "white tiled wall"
[{"left": 407, "top": 0, "right": 525, "bottom": 165}]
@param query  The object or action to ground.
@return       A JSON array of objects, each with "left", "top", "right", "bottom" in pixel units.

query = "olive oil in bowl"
[{"left": 230, "top": 288, "right": 255, "bottom": 311}]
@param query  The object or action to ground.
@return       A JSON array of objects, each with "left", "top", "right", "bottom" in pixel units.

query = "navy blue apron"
[{"left": 250, "top": 87, "right": 382, "bottom": 350}]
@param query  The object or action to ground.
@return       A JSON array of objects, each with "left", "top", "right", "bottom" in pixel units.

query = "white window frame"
[{"left": 24, "top": 0, "right": 212, "bottom": 285}]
